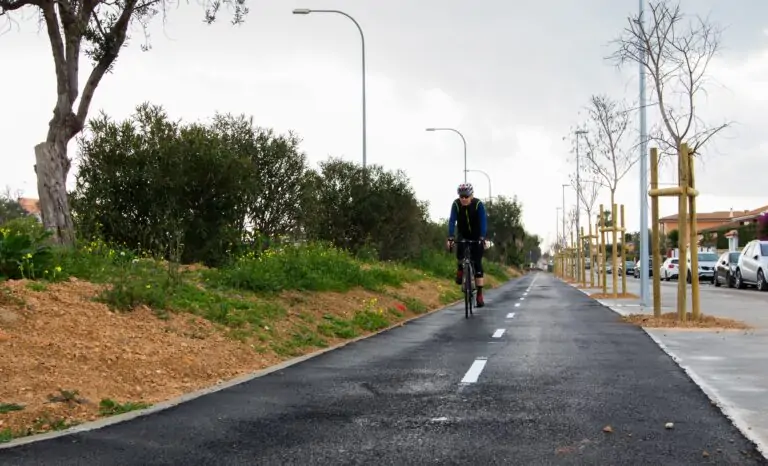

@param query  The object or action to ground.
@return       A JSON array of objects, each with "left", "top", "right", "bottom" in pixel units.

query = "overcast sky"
[{"left": 2, "top": 0, "right": 768, "bottom": 248}]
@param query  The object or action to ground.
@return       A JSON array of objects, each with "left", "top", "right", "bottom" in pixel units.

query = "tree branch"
[
  {"left": 608, "top": 0, "right": 728, "bottom": 160},
  {"left": 74, "top": 0, "right": 138, "bottom": 135}
]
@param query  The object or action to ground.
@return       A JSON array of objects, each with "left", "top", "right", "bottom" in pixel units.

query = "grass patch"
[
  {"left": 208, "top": 243, "right": 420, "bottom": 294},
  {"left": 0, "top": 402, "right": 24, "bottom": 414},
  {"left": 484, "top": 261, "right": 510, "bottom": 281},
  {"left": 0, "top": 428, "right": 15, "bottom": 443},
  {"left": 98, "top": 398, "right": 152, "bottom": 416},
  {"left": 272, "top": 325, "right": 329, "bottom": 357},
  {"left": 31, "top": 414, "right": 79, "bottom": 432},
  {"left": 25, "top": 282, "right": 48, "bottom": 292},
  {"left": 407, "top": 250, "right": 455, "bottom": 280},
  {"left": 352, "top": 309, "right": 390, "bottom": 332},
  {"left": 402, "top": 297, "right": 428, "bottom": 314},
  {"left": 317, "top": 315, "right": 359, "bottom": 339},
  {"left": 439, "top": 286, "right": 463, "bottom": 304}
]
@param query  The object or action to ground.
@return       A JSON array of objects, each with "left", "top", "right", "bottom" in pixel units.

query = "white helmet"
[{"left": 457, "top": 183, "right": 474, "bottom": 197}]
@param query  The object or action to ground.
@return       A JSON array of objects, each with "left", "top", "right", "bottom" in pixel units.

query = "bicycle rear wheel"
[
  {"left": 468, "top": 263, "right": 475, "bottom": 316},
  {"left": 463, "top": 261, "right": 472, "bottom": 318},
  {"left": 462, "top": 264, "right": 472, "bottom": 319}
]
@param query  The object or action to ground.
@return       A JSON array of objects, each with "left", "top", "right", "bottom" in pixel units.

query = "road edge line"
[{"left": 0, "top": 275, "right": 531, "bottom": 451}]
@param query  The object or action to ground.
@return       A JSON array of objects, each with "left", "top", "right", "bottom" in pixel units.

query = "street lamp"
[
  {"left": 426, "top": 127, "right": 468, "bottom": 182},
  {"left": 561, "top": 183, "right": 569, "bottom": 249},
  {"left": 465, "top": 169, "right": 492, "bottom": 203},
  {"left": 638, "top": 0, "right": 650, "bottom": 307},
  {"left": 293, "top": 8, "right": 367, "bottom": 170},
  {"left": 574, "top": 129, "right": 588, "bottom": 283}
]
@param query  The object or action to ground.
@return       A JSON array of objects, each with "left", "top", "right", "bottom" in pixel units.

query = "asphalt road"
[{"left": 1, "top": 273, "right": 766, "bottom": 465}]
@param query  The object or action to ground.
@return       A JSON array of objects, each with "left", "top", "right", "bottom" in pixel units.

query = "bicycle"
[{"left": 450, "top": 239, "right": 483, "bottom": 319}]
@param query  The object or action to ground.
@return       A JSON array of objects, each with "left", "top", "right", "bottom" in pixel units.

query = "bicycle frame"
[{"left": 453, "top": 239, "right": 482, "bottom": 318}]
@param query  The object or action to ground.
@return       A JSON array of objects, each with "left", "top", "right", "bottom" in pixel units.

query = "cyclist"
[{"left": 446, "top": 182, "right": 488, "bottom": 307}]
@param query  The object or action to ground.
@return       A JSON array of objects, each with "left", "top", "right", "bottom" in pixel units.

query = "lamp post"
[
  {"left": 638, "top": 0, "right": 650, "bottom": 307},
  {"left": 574, "top": 129, "right": 588, "bottom": 283},
  {"left": 293, "top": 8, "right": 367, "bottom": 170},
  {"left": 465, "top": 169, "right": 492, "bottom": 203},
  {"left": 426, "top": 127, "right": 468, "bottom": 182},
  {"left": 562, "top": 183, "right": 569, "bottom": 250}
]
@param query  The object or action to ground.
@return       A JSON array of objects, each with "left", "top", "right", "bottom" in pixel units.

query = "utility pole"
[
  {"left": 638, "top": 0, "right": 650, "bottom": 307},
  {"left": 574, "top": 129, "right": 588, "bottom": 282}
]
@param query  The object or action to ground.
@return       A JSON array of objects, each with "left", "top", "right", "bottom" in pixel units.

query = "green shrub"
[
  {"left": 0, "top": 217, "right": 54, "bottom": 280},
  {"left": 407, "top": 249, "right": 455, "bottom": 280},
  {"left": 210, "top": 242, "right": 416, "bottom": 294}
]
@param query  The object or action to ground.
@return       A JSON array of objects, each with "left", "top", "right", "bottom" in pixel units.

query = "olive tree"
[{"left": 0, "top": 0, "right": 249, "bottom": 246}]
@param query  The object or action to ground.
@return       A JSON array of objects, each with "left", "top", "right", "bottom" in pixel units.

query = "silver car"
[
  {"left": 687, "top": 252, "right": 718, "bottom": 284},
  {"left": 734, "top": 240, "right": 768, "bottom": 291}
]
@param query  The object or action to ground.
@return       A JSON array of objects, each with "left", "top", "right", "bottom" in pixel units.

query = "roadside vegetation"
[{"left": 0, "top": 105, "right": 539, "bottom": 443}]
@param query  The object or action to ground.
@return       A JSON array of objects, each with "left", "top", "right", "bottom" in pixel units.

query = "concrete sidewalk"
[{"left": 569, "top": 277, "right": 768, "bottom": 460}]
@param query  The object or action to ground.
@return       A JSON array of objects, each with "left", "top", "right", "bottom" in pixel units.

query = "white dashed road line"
[
  {"left": 492, "top": 329, "right": 506, "bottom": 338},
  {"left": 461, "top": 358, "right": 488, "bottom": 383},
  {"left": 506, "top": 312, "right": 515, "bottom": 318},
  {"left": 514, "top": 303, "right": 520, "bottom": 308}
]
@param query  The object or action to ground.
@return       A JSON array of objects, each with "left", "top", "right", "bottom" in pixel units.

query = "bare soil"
[
  {"left": 622, "top": 312, "right": 752, "bottom": 330},
  {"left": 590, "top": 292, "right": 640, "bottom": 299},
  {"left": 0, "top": 274, "right": 478, "bottom": 440}
]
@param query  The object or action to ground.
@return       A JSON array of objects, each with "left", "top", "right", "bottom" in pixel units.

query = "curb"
[
  {"left": 576, "top": 283, "right": 768, "bottom": 461},
  {"left": 0, "top": 276, "right": 526, "bottom": 450},
  {"left": 642, "top": 330, "right": 768, "bottom": 460}
]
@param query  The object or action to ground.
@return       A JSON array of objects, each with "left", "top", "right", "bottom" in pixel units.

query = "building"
[
  {"left": 696, "top": 204, "right": 768, "bottom": 249},
  {"left": 17, "top": 197, "right": 42, "bottom": 222},
  {"left": 659, "top": 208, "right": 753, "bottom": 237}
]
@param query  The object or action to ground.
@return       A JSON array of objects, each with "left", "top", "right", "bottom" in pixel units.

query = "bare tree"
[
  {"left": 0, "top": 0, "right": 249, "bottom": 246},
  {"left": 608, "top": 0, "right": 730, "bottom": 160},
  {"left": 565, "top": 206, "right": 578, "bottom": 242},
  {"left": 570, "top": 176, "right": 601, "bottom": 232},
  {"left": 581, "top": 94, "right": 639, "bottom": 209}
]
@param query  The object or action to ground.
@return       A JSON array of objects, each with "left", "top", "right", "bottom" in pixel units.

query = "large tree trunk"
[{"left": 34, "top": 141, "right": 76, "bottom": 246}]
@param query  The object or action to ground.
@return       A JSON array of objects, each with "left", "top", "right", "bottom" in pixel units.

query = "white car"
[
  {"left": 660, "top": 257, "right": 679, "bottom": 281},
  {"left": 734, "top": 240, "right": 768, "bottom": 291},
  {"left": 686, "top": 252, "right": 718, "bottom": 284}
]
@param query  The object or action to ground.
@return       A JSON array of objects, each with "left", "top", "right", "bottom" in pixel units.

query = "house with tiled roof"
[
  {"left": 16, "top": 197, "right": 42, "bottom": 222},
  {"left": 658, "top": 208, "right": 746, "bottom": 237},
  {"left": 696, "top": 204, "right": 768, "bottom": 235}
]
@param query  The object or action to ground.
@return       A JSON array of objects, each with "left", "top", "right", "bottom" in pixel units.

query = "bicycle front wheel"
[{"left": 464, "top": 262, "right": 472, "bottom": 318}]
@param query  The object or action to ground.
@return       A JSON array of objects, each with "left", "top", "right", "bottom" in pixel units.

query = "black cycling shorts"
[{"left": 456, "top": 240, "right": 484, "bottom": 277}]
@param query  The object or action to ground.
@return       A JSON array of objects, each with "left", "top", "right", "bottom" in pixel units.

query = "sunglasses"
[{"left": 459, "top": 195, "right": 470, "bottom": 199}]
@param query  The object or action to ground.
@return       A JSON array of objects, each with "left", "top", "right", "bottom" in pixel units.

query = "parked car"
[
  {"left": 687, "top": 251, "right": 718, "bottom": 284},
  {"left": 633, "top": 257, "right": 653, "bottom": 278},
  {"left": 734, "top": 240, "right": 768, "bottom": 291},
  {"left": 714, "top": 251, "right": 741, "bottom": 288},
  {"left": 623, "top": 260, "right": 635, "bottom": 276},
  {"left": 660, "top": 257, "right": 679, "bottom": 281}
]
